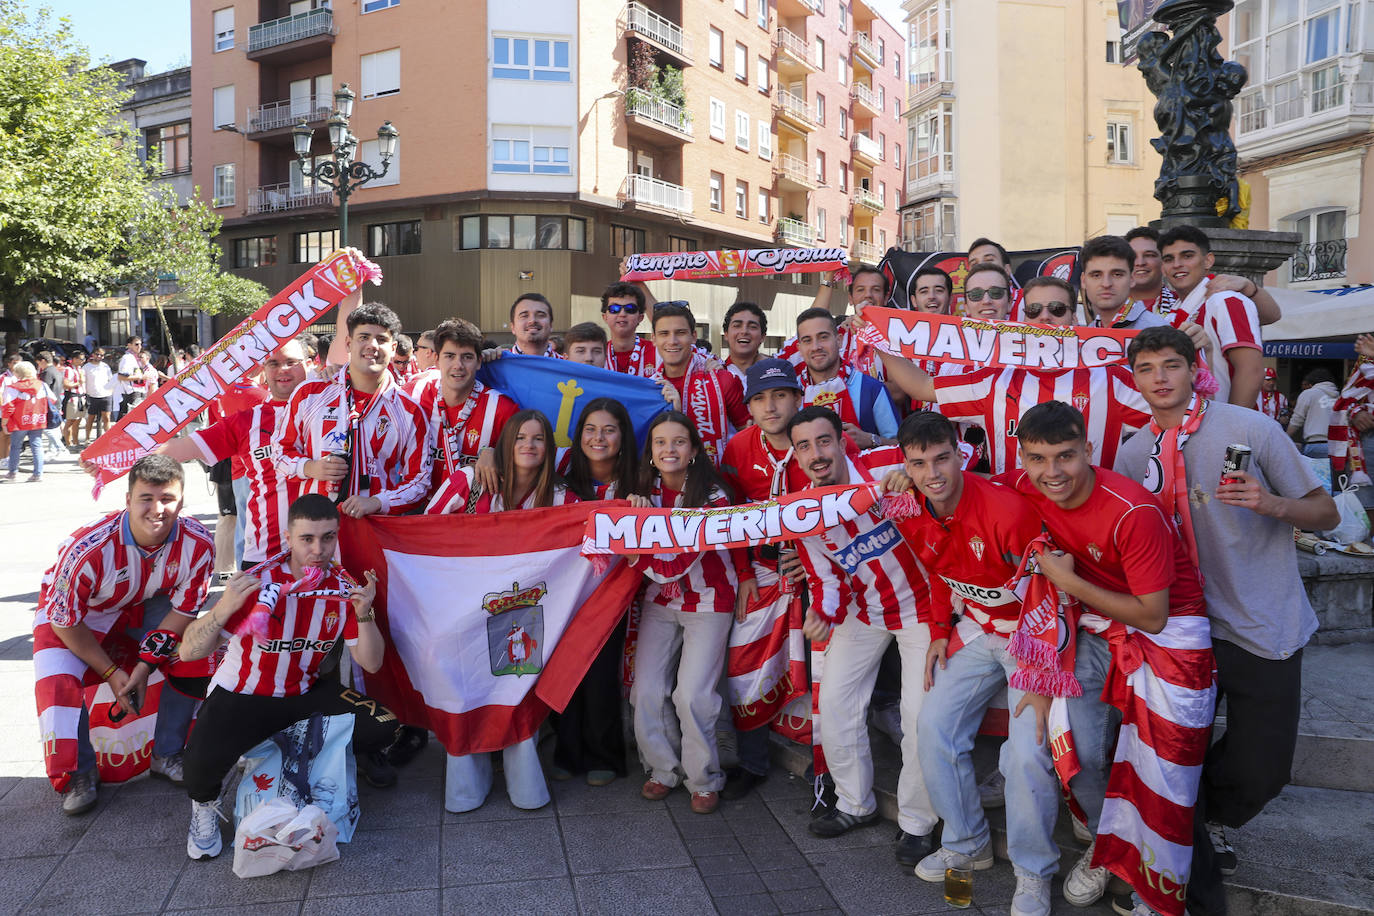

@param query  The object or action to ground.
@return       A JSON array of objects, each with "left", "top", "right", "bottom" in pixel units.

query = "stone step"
[
  {"left": 767, "top": 730, "right": 1374, "bottom": 916},
  {"left": 1214, "top": 715, "right": 1374, "bottom": 793}
]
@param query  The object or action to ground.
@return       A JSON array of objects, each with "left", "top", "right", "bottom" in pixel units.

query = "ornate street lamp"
[{"left": 292, "top": 82, "right": 398, "bottom": 248}]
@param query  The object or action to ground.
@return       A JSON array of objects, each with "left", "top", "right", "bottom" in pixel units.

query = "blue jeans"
[
  {"left": 7, "top": 429, "right": 43, "bottom": 475},
  {"left": 1063, "top": 632, "right": 1120, "bottom": 833},
  {"left": 1301, "top": 442, "right": 1329, "bottom": 461},
  {"left": 918, "top": 634, "right": 1060, "bottom": 878},
  {"left": 231, "top": 475, "right": 250, "bottom": 567},
  {"left": 73, "top": 595, "right": 197, "bottom": 774}
]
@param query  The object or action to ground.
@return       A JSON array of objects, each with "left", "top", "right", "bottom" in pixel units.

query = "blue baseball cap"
[{"left": 744, "top": 357, "right": 802, "bottom": 403}]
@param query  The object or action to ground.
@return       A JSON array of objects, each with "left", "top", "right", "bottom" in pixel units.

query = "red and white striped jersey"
[
  {"left": 933, "top": 366, "right": 1149, "bottom": 475},
  {"left": 635, "top": 484, "right": 752, "bottom": 614},
  {"left": 213, "top": 558, "right": 358, "bottom": 697},
  {"left": 506, "top": 341, "right": 564, "bottom": 359},
  {"left": 797, "top": 455, "right": 932, "bottom": 631},
  {"left": 36, "top": 511, "right": 215, "bottom": 635},
  {"left": 1167, "top": 289, "right": 1261, "bottom": 404},
  {"left": 410, "top": 376, "right": 520, "bottom": 497},
  {"left": 190, "top": 400, "right": 300, "bottom": 563},
  {"left": 606, "top": 336, "right": 658, "bottom": 376},
  {"left": 403, "top": 367, "right": 439, "bottom": 397},
  {"left": 1257, "top": 390, "right": 1288, "bottom": 421},
  {"left": 425, "top": 465, "right": 579, "bottom": 514},
  {"left": 276, "top": 367, "right": 432, "bottom": 514},
  {"left": 62, "top": 365, "right": 84, "bottom": 396}
]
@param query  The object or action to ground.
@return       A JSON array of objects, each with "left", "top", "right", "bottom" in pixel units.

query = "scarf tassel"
[
  {"left": 1008, "top": 666, "right": 1083, "bottom": 699},
  {"left": 879, "top": 491, "right": 921, "bottom": 520},
  {"left": 658, "top": 579, "right": 683, "bottom": 601}
]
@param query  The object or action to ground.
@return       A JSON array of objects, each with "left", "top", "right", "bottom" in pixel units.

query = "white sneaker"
[
  {"left": 1072, "top": 815, "right": 1092, "bottom": 844},
  {"left": 1010, "top": 870, "right": 1052, "bottom": 916},
  {"left": 914, "top": 843, "right": 995, "bottom": 882},
  {"left": 978, "top": 768, "right": 1006, "bottom": 808},
  {"left": 187, "top": 799, "right": 224, "bottom": 860},
  {"left": 60, "top": 770, "right": 99, "bottom": 816},
  {"left": 1063, "top": 840, "right": 1110, "bottom": 906},
  {"left": 150, "top": 752, "right": 185, "bottom": 785}
]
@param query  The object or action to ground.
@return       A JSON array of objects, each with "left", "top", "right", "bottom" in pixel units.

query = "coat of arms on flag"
[{"left": 484, "top": 581, "right": 546, "bottom": 677}]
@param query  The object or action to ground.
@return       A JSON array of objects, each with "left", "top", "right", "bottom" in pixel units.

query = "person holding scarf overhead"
[
  {"left": 1115, "top": 326, "right": 1337, "bottom": 916},
  {"left": 426, "top": 409, "right": 576, "bottom": 812},
  {"left": 552, "top": 399, "right": 640, "bottom": 786},
  {"left": 627, "top": 411, "right": 754, "bottom": 815}
]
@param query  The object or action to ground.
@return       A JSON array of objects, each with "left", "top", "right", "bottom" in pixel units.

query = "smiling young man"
[
  {"left": 721, "top": 301, "right": 768, "bottom": 383},
  {"left": 157, "top": 339, "right": 309, "bottom": 568},
  {"left": 783, "top": 266, "right": 891, "bottom": 375},
  {"left": 1079, "top": 236, "right": 1170, "bottom": 330},
  {"left": 33, "top": 455, "right": 214, "bottom": 814},
  {"left": 789, "top": 407, "right": 939, "bottom": 861},
  {"left": 178, "top": 494, "right": 398, "bottom": 861},
  {"left": 1001, "top": 401, "right": 1216, "bottom": 915},
  {"left": 886, "top": 412, "right": 1058, "bottom": 916},
  {"left": 1114, "top": 327, "right": 1337, "bottom": 913},
  {"left": 277, "top": 302, "right": 432, "bottom": 518},
  {"left": 909, "top": 267, "right": 953, "bottom": 314},
  {"left": 652, "top": 303, "right": 749, "bottom": 464},
  {"left": 505, "top": 293, "right": 562, "bottom": 358},
  {"left": 795, "top": 307, "right": 899, "bottom": 448},
  {"left": 600, "top": 282, "right": 655, "bottom": 375},
  {"left": 563, "top": 322, "right": 608, "bottom": 367}
]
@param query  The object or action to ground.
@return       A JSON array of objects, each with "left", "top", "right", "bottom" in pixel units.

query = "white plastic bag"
[
  {"left": 232, "top": 798, "right": 339, "bottom": 879},
  {"left": 1318, "top": 488, "right": 1372, "bottom": 546}
]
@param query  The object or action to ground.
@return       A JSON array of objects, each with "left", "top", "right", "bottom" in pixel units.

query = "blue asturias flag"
[{"left": 478, "top": 354, "right": 668, "bottom": 448}]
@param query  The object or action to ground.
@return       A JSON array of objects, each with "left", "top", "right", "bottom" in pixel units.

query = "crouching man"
[{"left": 178, "top": 493, "right": 399, "bottom": 860}]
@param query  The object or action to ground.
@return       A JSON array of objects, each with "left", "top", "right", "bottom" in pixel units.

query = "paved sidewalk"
[{"left": 0, "top": 450, "right": 1118, "bottom": 915}]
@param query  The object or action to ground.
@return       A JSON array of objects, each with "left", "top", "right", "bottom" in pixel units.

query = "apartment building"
[
  {"left": 1232, "top": 0, "right": 1373, "bottom": 290},
  {"left": 193, "top": 0, "right": 905, "bottom": 343},
  {"left": 899, "top": 0, "right": 1161, "bottom": 254}
]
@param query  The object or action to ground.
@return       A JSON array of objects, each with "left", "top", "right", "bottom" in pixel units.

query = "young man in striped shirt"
[
  {"left": 34, "top": 455, "right": 215, "bottom": 814},
  {"left": 177, "top": 494, "right": 399, "bottom": 861}
]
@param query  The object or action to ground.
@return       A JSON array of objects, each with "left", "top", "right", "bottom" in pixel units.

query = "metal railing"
[
  {"left": 851, "top": 132, "right": 883, "bottom": 161},
  {"left": 775, "top": 217, "right": 816, "bottom": 246},
  {"left": 851, "top": 81, "right": 879, "bottom": 112},
  {"left": 775, "top": 152, "right": 813, "bottom": 185},
  {"left": 852, "top": 31, "right": 880, "bottom": 64},
  {"left": 247, "top": 8, "right": 335, "bottom": 54},
  {"left": 246, "top": 182, "right": 334, "bottom": 215},
  {"left": 853, "top": 189, "right": 882, "bottom": 211},
  {"left": 248, "top": 96, "right": 331, "bottom": 134},
  {"left": 775, "top": 89, "right": 815, "bottom": 126},
  {"left": 626, "top": 92, "right": 692, "bottom": 135},
  {"left": 852, "top": 240, "right": 880, "bottom": 263},
  {"left": 625, "top": 174, "right": 692, "bottom": 214},
  {"left": 775, "top": 28, "right": 814, "bottom": 67},
  {"left": 625, "top": 2, "right": 690, "bottom": 59},
  {"left": 1290, "top": 238, "right": 1347, "bottom": 282}
]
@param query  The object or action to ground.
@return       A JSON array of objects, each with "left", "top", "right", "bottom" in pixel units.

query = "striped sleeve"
[
  {"left": 1207, "top": 293, "right": 1261, "bottom": 353},
  {"left": 376, "top": 395, "right": 435, "bottom": 514},
  {"left": 425, "top": 466, "right": 475, "bottom": 514},
  {"left": 933, "top": 367, "right": 998, "bottom": 424},
  {"left": 169, "top": 519, "right": 216, "bottom": 616},
  {"left": 1108, "top": 366, "right": 1152, "bottom": 429}
]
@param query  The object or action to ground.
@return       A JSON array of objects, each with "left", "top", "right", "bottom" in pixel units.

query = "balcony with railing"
[
  {"left": 1289, "top": 239, "right": 1348, "bottom": 283},
  {"left": 624, "top": 3, "right": 692, "bottom": 66},
  {"left": 247, "top": 96, "right": 332, "bottom": 138},
  {"left": 625, "top": 91, "right": 693, "bottom": 142},
  {"left": 624, "top": 173, "right": 693, "bottom": 215},
  {"left": 246, "top": 7, "right": 335, "bottom": 61},
  {"left": 851, "top": 132, "right": 882, "bottom": 166},
  {"left": 852, "top": 31, "right": 880, "bottom": 69},
  {"left": 852, "top": 240, "right": 881, "bottom": 264},
  {"left": 1235, "top": 56, "right": 1374, "bottom": 158},
  {"left": 775, "top": 28, "right": 817, "bottom": 73},
  {"left": 850, "top": 81, "right": 880, "bottom": 118},
  {"left": 774, "top": 152, "right": 816, "bottom": 191},
  {"left": 247, "top": 183, "right": 333, "bottom": 215},
  {"left": 907, "top": 160, "right": 955, "bottom": 200},
  {"left": 852, "top": 188, "right": 882, "bottom": 213},
  {"left": 775, "top": 217, "right": 817, "bottom": 246},
  {"left": 774, "top": 88, "right": 817, "bottom": 132}
]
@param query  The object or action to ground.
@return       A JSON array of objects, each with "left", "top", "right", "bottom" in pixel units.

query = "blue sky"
[{"left": 42, "top": 1, "right": 190, "bottom": 73}]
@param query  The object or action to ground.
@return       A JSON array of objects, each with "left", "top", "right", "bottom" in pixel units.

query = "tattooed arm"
[{"left": 179, "top": 573, "right": 260, "bottom": 661}]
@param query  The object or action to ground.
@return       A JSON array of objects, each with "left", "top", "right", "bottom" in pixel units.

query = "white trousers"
[
  {"left": 630, "top": 604, "right": 733, "bottom": 793},
  {"left": 820, "top": 617, "right": 937, "bottom": 835},
  {"left": 445, "top": 736, "right": 548, "bottom": 813}
]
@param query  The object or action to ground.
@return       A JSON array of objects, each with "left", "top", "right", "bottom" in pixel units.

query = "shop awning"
[{"left": 1265, "top": 285, "right": 1374, "bottom": 343}]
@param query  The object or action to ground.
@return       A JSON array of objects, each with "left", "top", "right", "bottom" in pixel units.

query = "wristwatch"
[{"left": 355, "top": 611, "right": 376, "bottom": 623}]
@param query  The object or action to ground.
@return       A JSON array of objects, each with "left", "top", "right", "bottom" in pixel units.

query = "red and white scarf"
[
  {"left": 1146, "top": 394, "right": 1208, "bottom": 571},
  {"left": 435, "top": 380, "right": 491, "bottom": 478},
  {"left": 607, "top": 336, "right": 655, "bottom": 376},
  {"left": 236, "top": 554, "right": 354, "bottom": 642},
  {"left": 1005, "top": 535, "right": 1082, "bottom": 698},
  {"left": 801, "top": 364, "right": 859, "bottom": 428},
  {"left": 1330, "top": 359, "right": 1374, "bottom": 477},
  {"left": 508, "top": 341, "right": 562, "bottom": 359},
  {"left": 657, "top": 361, "right": 729, "bottom": 463}
]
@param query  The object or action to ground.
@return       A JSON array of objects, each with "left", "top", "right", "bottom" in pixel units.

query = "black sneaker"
[
  {"left": 721, "top": 767, "right": 766, "bottom": 801},
  {"left": 808, "top": 808, "right": 880, "bottom": 838},
  {"left": 358, "top": 749, "right": 397, "bottom": 788},
  {"left": 894, "top": 829, "right": 935, "bottom": 866},
  {"left": 1206, "top": 822, "right": 1237, "bottom": 876},
  {"left": 386, "top": 725, "right": 429, "bottom": 767}
]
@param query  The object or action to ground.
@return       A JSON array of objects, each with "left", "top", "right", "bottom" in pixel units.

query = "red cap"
[{"left": 1264, "top": 367, "right": 1277, "bottom": 380}]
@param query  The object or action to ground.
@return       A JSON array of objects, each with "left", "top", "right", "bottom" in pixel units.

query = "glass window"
[
  {"left": 487, "top": 216, "right": 512, "bottom": 248},
  {"left": 1305, "top": 7, "right": 1340, "bottom": 63},
  {"left": 709, "top": 172, "right": 723, "bottom": 211},
  {"left": 669, "top": 236, "right": 697, "bottom": 251},
  {"left": 756, "top": 56, "right": 769, "bottom": 91},
  {"left": 461, "top": 216, "right": 481, "bottom": 250},
  {"left": 146, "top": 122, "right": 190, "bottom": 175},
  {"left": 457, "top": 215, "right": 584, "bottom": 250},
  {"left": 568, "top": 217, "right": 586, "bottom": 251},
  {"left": 213, "top": 163, "right": 235, "bottom": 207},
  {"left": 368, "top": 220, "right": 421, "bottom": 257},
  {"left": 233, "top": 236, "right": 276, "bottom": 268},
  {"left": 757, "top": 122, "right": 772, "bottom": 160},
  {"left": 710, "top": 27, "right": 723, "bottom": 67},
  {"left": 213, "top": 7, "right": 234, "bottom": 51},
  {"left": 363, "top": 0, "right": 400, "bottom": 11},
  {"left": 736, "top": 110, "right": 750, "bottom": 149},
  {"left": 360, "top": 48, "right": 401, "bottom": 99},
  {"left": 1267, "top": 27, "right": 1299, "bottom": 76},
  {"left": 815, "top": 91, "right": 825, "bottom": 125},
  {"left": 735, "top": 180, "right": 748, "bottom": 218},
  {"left": 492, "top": 35, "right": 572, "bottom": 81},
  {"left": 293, "top": 229, "right": 339, "bottom": 263},
  {"left": 212, "top": 85, "right": 235, "bottom": 130},
  {"left": 757, "top": 188, "right": 769, "bottom": 222},
  {"left": 817, "top": 207, "right": 826, "bottom": 240},
  {"left": 815, "top": 36, "right": 825, "bottom": 69},
  {"left": 757, "top": 0, "right": 767, "bottom": 29},
  {"left": 710, "top": 98, "right": 726, "bottom": 139},
  {"left": 611, "top": 225, "right": 645, "bottom": 258},
  {"left": 735, "top": 42, "right": 748, "bottom": 80}
]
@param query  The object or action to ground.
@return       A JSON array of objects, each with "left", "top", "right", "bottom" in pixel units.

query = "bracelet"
[
  {"left": 99, "top": 663, "right": 118, "bottom": 681},
  {"left": 355, "top": 611, "right": 376, "bottom": 623}
]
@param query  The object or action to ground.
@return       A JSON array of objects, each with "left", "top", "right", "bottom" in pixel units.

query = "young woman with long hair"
[
  {"left": 627, "top": 411, "right": 753, "bottom": 814},
  {"left": 425, "top": 409, "right": 575, "bottom": 812},
  {"left": 552, "top": 399, "right": 639, "bottom": 787}
]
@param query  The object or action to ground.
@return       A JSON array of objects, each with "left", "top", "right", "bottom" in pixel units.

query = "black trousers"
[
  {"left": 1187, "top": 639, "right": 1304, "bottom": 915},
  {"left": 183, "top": 682, "right": 400, "bottom": 803},
  {"left": 552, "top": 618, "right": 627, "bottom": 775}
]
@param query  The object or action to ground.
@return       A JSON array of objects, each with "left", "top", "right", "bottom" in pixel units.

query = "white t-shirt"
[{"left": 83, "top": 361, "right": 114, "bottom": 398}]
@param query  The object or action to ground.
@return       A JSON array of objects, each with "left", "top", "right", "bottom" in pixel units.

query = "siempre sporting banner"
[
  {"left": 620, "top": 247, "right": 849, "bottom": 282},
  {"left": 582, "top": 483, "right": 879, "bottom": 556},
  {"left": 80, "top": 249, "right": 382, "bottom": 497},
  {"left": 857, "top": 306, "right": 1140, "bottom": 371},
  {"left": 478, "top": 354, "right": 668, "bottom": 449},
  {"left": 339, "top": 505, "right": 641, "bottom": 757}
]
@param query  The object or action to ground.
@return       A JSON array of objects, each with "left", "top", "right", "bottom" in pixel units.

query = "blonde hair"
[{"left": 11, "top": 361, "right": 36, "bottom": 380}]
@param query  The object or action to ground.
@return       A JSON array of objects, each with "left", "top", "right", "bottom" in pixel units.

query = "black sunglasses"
[
  {"left": 1022, "top": 302, "right": 1072, "bottom": 318},
  {"left": 604, "top": 303, "right": 642, "bottom": 315},
  {"left": 964, "top": 287, "right": 1008, "bottom": 303}
]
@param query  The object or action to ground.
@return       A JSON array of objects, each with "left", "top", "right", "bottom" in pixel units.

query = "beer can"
[{"left": 1221, "top": 444, "right": 1251, "bottom": 483}]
